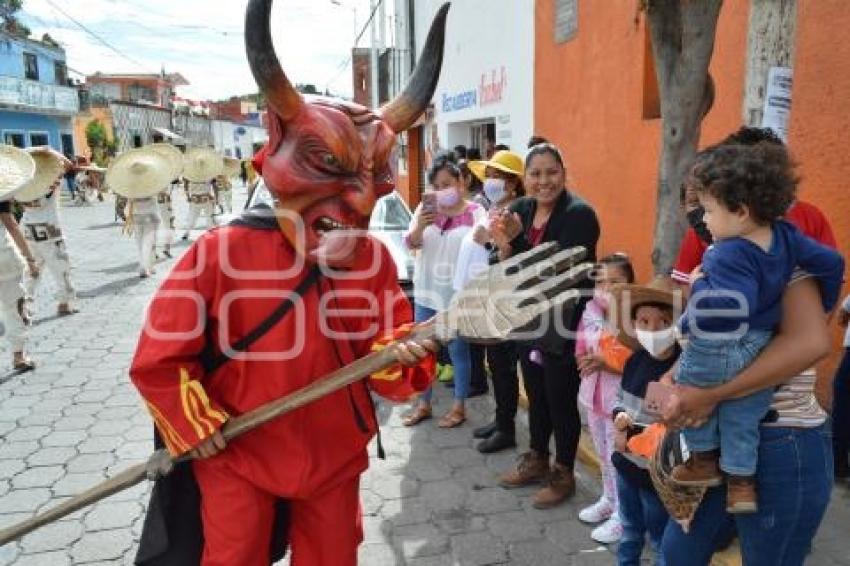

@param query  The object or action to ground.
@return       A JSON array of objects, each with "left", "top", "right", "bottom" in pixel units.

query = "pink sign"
[{"left": 480, "top": 67, "right": 507, "bottom": 107}]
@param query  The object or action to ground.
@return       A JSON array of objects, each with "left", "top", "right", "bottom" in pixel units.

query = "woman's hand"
[
  {"left": 394, "top": 338, "right": 439, "bottom": 366},
  {"left": 689, "top": 265, "right": 705, "bottom": 286},
  {"left": 662, "top": 384, "right": 718, "bottom": 430},
  {"left": 490, "top": 212, "right": 522, "bottom": 249},
  {"left": 614, "top": 428, "right": 628, "bottom": 453},
  {"left": 472, "top": 225, "right": 490, "bottom": 246},
  {"left": 577, "top": 352, "right": 606, "bottom": 377}
]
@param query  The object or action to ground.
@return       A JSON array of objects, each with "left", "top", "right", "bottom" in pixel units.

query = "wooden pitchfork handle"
[{"left": 0, "top": 320, "right": 438, "bottom": 547}]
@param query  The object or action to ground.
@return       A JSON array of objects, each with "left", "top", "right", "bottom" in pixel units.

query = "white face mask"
[
  {"left": 483, "top": 178, "right": 507, "bottom": 204},
  {"left": 635, "top": 328, "right": 677, "bottom": 358}
]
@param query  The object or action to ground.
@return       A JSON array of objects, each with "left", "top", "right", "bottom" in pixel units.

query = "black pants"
[
  {"left": 520, "top": 347, "right": 581, "bottom": 467},
  {"left": 488, "top": 341, "right": 519, "bottom": 435},
  {"left": 832, "top": 348, "right": 850, "bottom": 468},
  {"left": 470, "top": 343, "right": 487, "bottom": 391}
]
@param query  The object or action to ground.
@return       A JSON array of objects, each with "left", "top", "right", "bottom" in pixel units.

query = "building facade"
[
  {"left": 210, "top": 119, "right": 267, "bottom": 159},
  {"left": 413, "top": 0, "right": 535, "bottom": 156},
  {"left": 86, "top": 72, "right": 188, "bottom": 108},
  {"left": 0, "top": 33, "right": 79, "bottom": 156}
]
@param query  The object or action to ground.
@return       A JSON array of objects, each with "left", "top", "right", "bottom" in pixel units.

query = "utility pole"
[
  {"left": 741, "top": 0, "right": 798, "bottom": 127},
  {"left": 370, "top": 0, "right": 380, "bottom": 108}
]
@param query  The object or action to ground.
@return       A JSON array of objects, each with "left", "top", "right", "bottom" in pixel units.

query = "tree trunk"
[
  {"left": 742, "top": 0, "right": 797, "bottom": 127},
  {"left": 646, "top": 0, "right": 723, "bottom": 276}
]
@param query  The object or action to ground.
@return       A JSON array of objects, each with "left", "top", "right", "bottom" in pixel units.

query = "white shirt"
[
  {"left": 188, "top": 181, "right": 212, "bottom": 197},
  {"left": 407, "top": 202, "right": 486, "bottom": 311},
  {"left": 453, "top": 217, "right": 491, "bottom": 292},
  {"left": 21, "top": 190, "right": 60, "bottom": 227}
]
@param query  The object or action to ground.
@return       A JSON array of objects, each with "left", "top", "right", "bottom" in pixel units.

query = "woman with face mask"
[
  {"left": 403, "top": 157, "right": 487, "bottom": 428},
  {"left": 453, "top": 151, "right": 525, "bottom": 452}
]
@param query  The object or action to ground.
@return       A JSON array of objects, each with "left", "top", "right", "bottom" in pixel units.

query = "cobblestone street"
[{"left": 0, "top": 189, "right": 847, "bottom": 565}]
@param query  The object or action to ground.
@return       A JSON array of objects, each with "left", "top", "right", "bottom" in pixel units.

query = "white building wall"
[
  {"left": 210, "top": 119, "right": 268, "bottom": 159},
  {"left": 413, "top": 0, "right": 534, "bottom": 154}
]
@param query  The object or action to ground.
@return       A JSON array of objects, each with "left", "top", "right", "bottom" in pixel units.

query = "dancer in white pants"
[
  {"left": 127, "top": 197, "right": 161, "bottom": 277},
  {"left": 156, "top": 182, "right": 177, "bottom": 258},
  {"left": 20, "top": 186, "right": 77, "bottom": 316},
  {"left": 181, "top": 180, "right": 216, "bottom": 239},
  {"left": 214, "top": 174, "right": 233, "bottom": 214},
  {"left": 0, "top": 200, "right": 37, "bottom": 371}
]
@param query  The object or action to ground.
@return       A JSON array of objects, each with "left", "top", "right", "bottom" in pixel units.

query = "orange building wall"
[
  {"left": 534, "top": 1, "right": 749, "bottom": 282},
  {"left": 72, "top": 107, "right": 114, "bottom": 159},
  {"left": 535, "top": 0, "right": 850, "bottom": 388}
]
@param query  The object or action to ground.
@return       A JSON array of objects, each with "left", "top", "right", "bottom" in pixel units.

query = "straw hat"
[
  {"left": 468, "top": 150, "right": 524, "bottom": 182},
  {"left": 16, "top": 147, "right": 71, "bottom": 202},
  {"left": 649, "top": 430, "right": 708, "bottom": 533},
  {"left": 147, "top": 143, "right": 184, "bottom": 180},
  {"left": 183, "top": 147, "right": 223, "bottom": 182},
  {"left": 222, "top": 156, "right": 241, "bottom": 178},
  {"left": 106, "top": 147, "right": 174, "bottom": 199},
  {"left": 610, "top": 277, "right": 685, "bottom": 351},
  {"left": 0, "top": 145, "right": 36, "bottom": 202}
]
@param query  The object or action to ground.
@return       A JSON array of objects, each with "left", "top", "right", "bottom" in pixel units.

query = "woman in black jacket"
[{"left": 490, "top": 143, "right": 600, "bottom": 509}]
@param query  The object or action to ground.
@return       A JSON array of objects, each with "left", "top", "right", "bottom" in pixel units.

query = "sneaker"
[
  {"left": 591, "top": 514, "right": 623, "bottom": 544},
  {"left": 532, "top": 463, "right": 575, "bottom": 509},
  {"left": 499, "top": 450, "right": 550, "bottom": 489},
  {"left": 578, "top": 498, "right": 613, "bottom": 524},
  {"left": 437, "top": 363, "right": 454, "bottom": 383},
  {"left": 671, "top": 450, "right": 723, "bottom": 487},
  {"left": 726, "top": 476, "right": 758, "bottom": 514}
]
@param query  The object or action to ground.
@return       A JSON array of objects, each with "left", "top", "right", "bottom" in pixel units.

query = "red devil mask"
[{"left": 245, "top": 0, "right": 449, "bottom": 267}]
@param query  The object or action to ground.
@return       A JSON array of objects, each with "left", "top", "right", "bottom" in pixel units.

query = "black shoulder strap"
[{"left": 200, "top": 265, "right": 322, "bottom": 374}]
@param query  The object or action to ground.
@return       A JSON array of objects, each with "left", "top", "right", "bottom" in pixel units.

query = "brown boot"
[
  {"left": 532, "top": 463, "right": 576, "bottom": 509},
  {"left": 499, "top": 450, "right": 550, "bottom": 489},
  {"left": 671, "top": 450, "right": 723, "bottom": 487},
  {"left": 726, "top": 476, "right": 757, "bottom": 514}
]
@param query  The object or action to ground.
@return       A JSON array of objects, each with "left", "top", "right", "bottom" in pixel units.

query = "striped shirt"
[{"left": 765, "top": 270, "right": 827, "bottom": 428}]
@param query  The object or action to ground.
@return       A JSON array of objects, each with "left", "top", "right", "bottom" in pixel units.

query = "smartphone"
[
  {"left": 644, "top": 381, "right": 675, "bottom": 417},
  {"left": 421, "top": 192, "right": 437, "bottom": 215}
]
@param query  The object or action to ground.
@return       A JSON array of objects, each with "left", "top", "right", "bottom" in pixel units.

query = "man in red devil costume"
[{"left": 129, "top": 1, "right": 451, "bottom": 564}]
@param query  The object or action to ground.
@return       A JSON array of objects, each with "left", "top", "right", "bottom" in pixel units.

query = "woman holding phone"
[{"left": 402, "top": 156, "right": 486, "bottom": 428}]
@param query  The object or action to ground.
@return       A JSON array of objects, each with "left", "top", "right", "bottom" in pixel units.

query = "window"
[
  {"left": 29, "top": 132, "right": 49, "bottom": 147},
  {"left": 54, "top": 62, "right": 67, "bottom": 85},
  {"left": 3, "top": 132, "right": 25, "bottom": 148},
  {"left": 23, "top": 53, "right": 38, "bottom": 81},
  {"left": 133, "top": 134, "right": 143, "bottom": 148}
]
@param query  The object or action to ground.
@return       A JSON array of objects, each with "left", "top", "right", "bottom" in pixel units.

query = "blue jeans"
[
  {"left": 617, "top": 472, "right": 668, "bottom": 566},
  {"left": 676, "top": 330, "right": 772, "bottom": 475},
  {"left": 414, "top": 303, "right": 470, "bottom": 402},
  {"left": 662, "top": 424, "right": 833, "bottom": 566}
]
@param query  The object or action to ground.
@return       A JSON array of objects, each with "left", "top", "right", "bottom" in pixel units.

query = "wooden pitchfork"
[{"left": 0, "top": 242, "right": 591, "bottom": 546}]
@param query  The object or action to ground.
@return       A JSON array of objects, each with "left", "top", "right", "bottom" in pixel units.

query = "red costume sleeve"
[
  {"left": 130, "top": 236, "right": 228, "bottom": 456},
  {"left": 368, "top": 323, "right": 436, "bottom": 403}
]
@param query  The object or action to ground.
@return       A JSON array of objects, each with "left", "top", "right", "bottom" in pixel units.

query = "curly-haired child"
[
  {"left": 576, "top": 253, "right": 635, "bottom": 543},
  {"left": 672, "top": 142, "right": 845, "bottom": 513}
]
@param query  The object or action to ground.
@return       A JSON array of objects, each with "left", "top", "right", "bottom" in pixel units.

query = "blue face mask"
[{"left": 482, "top": 178, "right": 507, "bottom": 204}]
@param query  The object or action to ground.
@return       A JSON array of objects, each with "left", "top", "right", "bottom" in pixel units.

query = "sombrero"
[
  {"left": 611, "top": 277, "right": 685, "bottom": 351},
  {"left": 77, "top": 164, "right": 107, "bottom": 174},
  {"left": 147, "top": 143, "right": 184, "bottom": 180},
  {"left": 183, "top": 147, "right": 223, "bottom": 182},
  {"left": 0, "top": 145, "right": 36, "bottom": 202},
  {"left": 106, "top": 147, "right": 174, "bottom": 199},
  {"left": 468, "top": 150, "right": 524, "bottom": 182},
  {"left": 16, "top": 146, "right": 71, "bottom": 202},
  {"left": 222, "top": 156, "right": 241, "bottom": 178}
]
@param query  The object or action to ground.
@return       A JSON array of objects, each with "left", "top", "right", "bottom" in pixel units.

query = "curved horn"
[
  {"left": 380, "top": 3, "right": 450, "bottom": 132},
  {"left": 245, "top": 0, "right": 304, "bottom": 121}
]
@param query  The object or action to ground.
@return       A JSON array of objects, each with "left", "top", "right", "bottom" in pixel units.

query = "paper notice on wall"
[{"left": 761, "top": 66, "right": 793, "bottom": 142}]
